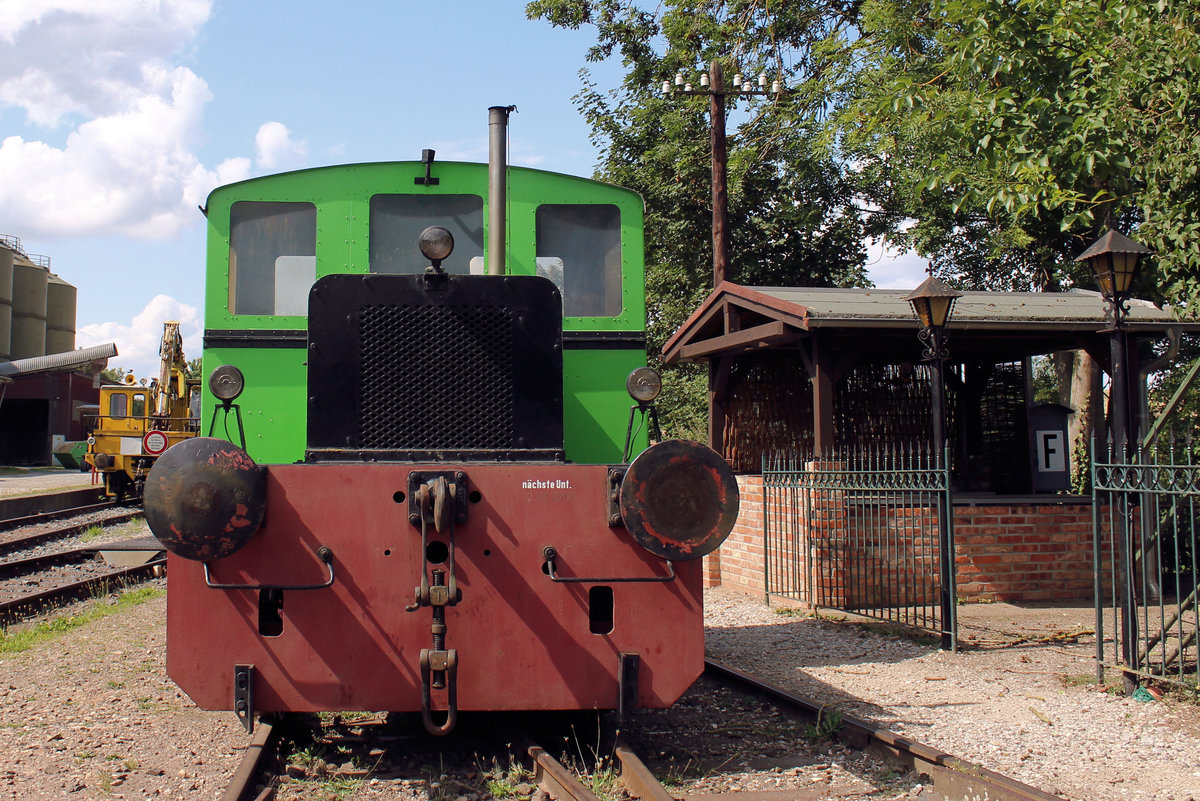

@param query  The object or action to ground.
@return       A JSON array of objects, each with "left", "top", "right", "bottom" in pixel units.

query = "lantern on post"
[
  {"left": 905, "top": 273, "right": 963, "bottom": 651},
  {"left": 1075, "top": 229, "right": 1151, "bottom": 332},
  {"left": 1075, "top": 229, "right": 1151, "bottom": 692}
]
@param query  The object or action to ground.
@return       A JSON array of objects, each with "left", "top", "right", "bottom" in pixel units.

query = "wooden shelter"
[{"left": 662, "top": 283, "right": 1197, "bottom": 489}]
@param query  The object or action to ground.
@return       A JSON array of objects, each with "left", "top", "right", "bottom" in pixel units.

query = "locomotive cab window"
[
  {"left": 536, "top": 204, "right": 622, "bottom": 317},
  {"left": 131, "top": 393, "right": 146, "bottom": 418},
  {"left": 370, "top": 194, "right": 483, "bottom": 275},
  {"left": 109, "top": 393, "right": 128, "bottom": 420},
  {"left": 229, "top": 201, "right": 317, "bottom": 316}
]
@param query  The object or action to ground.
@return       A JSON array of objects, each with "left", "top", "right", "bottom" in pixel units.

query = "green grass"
[
  {"left": 79, "top": 525, "right": 105, "bottom": 543},
  {"left": 319, "top": 776, "right": 363, "bottom": 799},
  {"left": 0, "top": 587, "right": 163, "bottom": 654},
  {"left": 481, "top": 755, "right": 533, "bottom": 799},
  {"left": 1060, "top": 673, "right": 1101, "bottom": 689}
]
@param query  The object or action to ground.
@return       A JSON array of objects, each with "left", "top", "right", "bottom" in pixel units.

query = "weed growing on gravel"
[
  {"left": 480, "top": 754, "right": 533, "bottom": 799},
  {"left": 658, "top": 756, "right": 694, "bottom": 788},
  {"left": 79, "top": 525, "right": 105, "bottom": 543},
  {"left": 289, "top": 743, "right": 330, "bottom": 769},
  {"left": 0, "top": 587, "right": 163, "bottom": 653},
  {"left": 802, "top": 706, "right": 843, "bottom": 741},
  {"left": 772, "top": 606, "right": 813, "bottom": 617},
  {"left": 583, "top": 757, "right": 620, "bottom": 800},
  {"left": 850, "top": 620, "right": 940, "bottom": 647},
  {"left": 318, "top": 776, "right": 362, "bottom": 800},
  {"left": 556, "top": 722, "right": 624, "bottom": 801},
  {"left": 1060, "top": 673, "right": 1113, "bottom": 691},
  {"left": 1162, "top": 676, "right": 1200, "bottom": 702}
]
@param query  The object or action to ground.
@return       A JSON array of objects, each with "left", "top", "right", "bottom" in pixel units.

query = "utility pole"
[{"left": 663, "top": 60, "right": 781, "bottom": 287}]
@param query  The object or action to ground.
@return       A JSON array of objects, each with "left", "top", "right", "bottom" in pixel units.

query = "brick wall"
[
  {"left": 703, "top": 474, "right": 764, "bottom": 594},
  {"left": 953, "top": 503, "right": 1100, "bottom": 602},
  {"left": 710, "top": 477, "right": 1104, "bottom": 604}
]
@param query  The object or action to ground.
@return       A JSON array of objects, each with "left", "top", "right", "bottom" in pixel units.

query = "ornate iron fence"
[
  {"left": 764, "top": 444, "right": 956, "bottom": 650},
  {"left": 1093, "top": 436, "right": 1199, "bottom": 693}
]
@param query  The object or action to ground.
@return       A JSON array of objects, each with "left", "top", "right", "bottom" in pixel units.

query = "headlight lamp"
[
  {"left": 209, "top": 365, "right": 245, "bottom": 404},
  {"left": 626, "top": 367, "right": 662, "bottom": 404}
]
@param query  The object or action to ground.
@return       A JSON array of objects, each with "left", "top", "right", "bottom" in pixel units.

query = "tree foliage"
[
  {"left": 100, "top": 366, "right": 129, "bottom": 384},
  {"left": 845, "top": 0, "right": 1200, "bottom": 306},
  {"left": 527, "top": 0, "right": 882, "bottom": 432},
  {"left": 529, "top": 0, "right": 1200, "bottom": 439}
]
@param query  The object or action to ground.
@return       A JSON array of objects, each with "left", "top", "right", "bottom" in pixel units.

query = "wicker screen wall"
[{"left": 722, "top": 352, "right": 1029, "bottom": 492}]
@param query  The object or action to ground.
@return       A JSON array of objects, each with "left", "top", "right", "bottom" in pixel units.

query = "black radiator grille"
[
  {"left": 305, "top": 273, "right": 564, "bottom": 461},
  {"left": 358, "top": 304, "right": 515, "bottom": 450}
]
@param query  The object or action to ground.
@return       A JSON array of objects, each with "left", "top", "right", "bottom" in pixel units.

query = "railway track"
[
  {"left": 220, "top": 664, "right": 1065, "bottom": 801},
  {"left": 0, "top": 489, "right": 161, "bottom": 622},
  {"left": 0, "top": 486, "right": 111, "bottom": 532},
  {"left": 219, "top": 715, "right": 678, "bottom": 801},
  {"left": 703, "top": 659, "right": 1063, "bottom": 801},
  {"left": 0, "top": 506, "right": 144, "bottom": 557}
]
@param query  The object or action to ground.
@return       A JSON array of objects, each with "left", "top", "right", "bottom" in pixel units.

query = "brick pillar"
[
  {"left": 802, "top": 460, "right": 847, "bottom": 607},
  {"left": 705, "top": 474, "right": 764, "bottom": 593},
  {"left": 702, "top": 548, "right": 722, "bottom": 588}
]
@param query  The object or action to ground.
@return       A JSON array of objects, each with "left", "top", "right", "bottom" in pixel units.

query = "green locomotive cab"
[{"left": 201, "top": 159, "right": 648, "bottom": 465}]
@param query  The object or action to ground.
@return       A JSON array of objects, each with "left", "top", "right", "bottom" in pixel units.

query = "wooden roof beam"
[{"left": 678, "top": 320, "right": 806, "bottom": 360}]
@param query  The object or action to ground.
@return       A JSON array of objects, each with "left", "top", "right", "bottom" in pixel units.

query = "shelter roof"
[{"left": 662, "top": 283, "right": 1198, "bottom": 365}]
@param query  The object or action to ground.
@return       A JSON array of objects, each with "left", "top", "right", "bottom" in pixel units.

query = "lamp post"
[
  {"left": 905, "top": 274, "right": 963, "bottom": 651},
  {"left": 662, "top": 61, "right": 783, "bottom": 287},
  {"left": 1075, "top": 229, "right": 1151, "bottom": 691},
  {"left": 1074, "top": 229, "right": 1152, "bottom": 456}
]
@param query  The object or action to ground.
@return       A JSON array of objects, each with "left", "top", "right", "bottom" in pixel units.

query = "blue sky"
[{"left": 1, "top": 1, "right": 924, "bottom": 378}]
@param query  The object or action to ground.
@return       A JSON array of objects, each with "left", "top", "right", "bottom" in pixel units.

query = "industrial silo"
[
  {"left": 45, "top": 272, "right": 77, "bottom": 354},
  {"left": 10, "top": 251, "right": 48, "bottom": 359},
  {"left": 0, "top": 244, "right": 13, "bottom": 360}
]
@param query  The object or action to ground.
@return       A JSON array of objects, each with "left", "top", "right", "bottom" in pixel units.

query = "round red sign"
[{"left": 143, "top": 430, "right": 169, "bottom": 456}]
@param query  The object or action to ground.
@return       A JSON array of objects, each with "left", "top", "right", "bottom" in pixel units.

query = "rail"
[{"left": 704, "top": 658, "right": 1065, "bottom": 801}]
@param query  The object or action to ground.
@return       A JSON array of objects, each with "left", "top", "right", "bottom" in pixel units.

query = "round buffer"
[
  {"left": 144, "top": 437, "right": 267, "bottom": 561},
  {"left": 618, "top": 439, "right": 740, "bottom": 561}
]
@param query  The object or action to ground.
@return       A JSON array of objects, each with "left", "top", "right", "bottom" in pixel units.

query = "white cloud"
[
  {"left": 865, "top": 239, "right": 929, "bottom": 289},
  {"left": 76, "top": 294, "right": 201, "bottom": 380},
  {"left": 0, "top": 0, "right": 257, "bottom": 239},
  {"left": 0, "top": 0, "right": 212, "bottom": 125},
  {"left": 255, "top": 122, "right": 307, "bottom": 171}
]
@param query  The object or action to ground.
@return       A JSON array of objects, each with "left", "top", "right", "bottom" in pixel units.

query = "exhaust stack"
[{"left": 488, "top": 106, "right": 515, "bottom": 276}]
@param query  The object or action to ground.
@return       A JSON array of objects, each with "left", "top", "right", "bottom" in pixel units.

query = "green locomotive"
[{"left": 144, "top": 108, "right": 738, "bottom": 735}]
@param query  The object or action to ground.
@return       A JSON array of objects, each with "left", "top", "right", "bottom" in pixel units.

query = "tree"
[
  {"left": 528, "top": 0, "right": 881, "bottom": 435},
  {"left": 100, "top": 366, "right": 129, "bottom": 384},
  {"left": 840, "top": 0, "right": 1200, "bottom": 453},
  {"left": 530, "top": 0, "right": 1200, "bottom": 443},
  {"left": 843, "top": 0, "right": 1200, "bottom": 307}
]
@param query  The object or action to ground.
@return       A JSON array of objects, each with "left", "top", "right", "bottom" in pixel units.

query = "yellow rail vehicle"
[
  {"left": 86, "top": 322, "right": 200, "bottom": 500},
  {"left": 87, "top": 378, "right": 200, "bottom": 500}
]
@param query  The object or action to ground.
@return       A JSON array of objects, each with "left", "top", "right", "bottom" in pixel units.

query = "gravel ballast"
[
  {"left": 2, "top": 572, "right": 1199, "bottom": 799},
  {"left": 705, "top": 587, "right": 1200, "bottom": 801}
]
